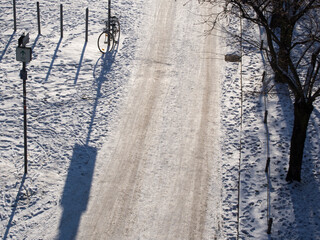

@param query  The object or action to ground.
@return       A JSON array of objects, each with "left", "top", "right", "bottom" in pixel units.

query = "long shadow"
[
  {"left": 311, "top": 108, "right": 320, "bottom": 158},
  {"left": 57, "top": 144, "right": 97, "bottom": 240},
  {"left": 58, "top": 51, "right": 116, "bottom": 240},
  {"left": 44, "top": 38, "right": 62, "bottom": 82},
  {"left": 0, "top": 32, "right": 15, "bottom": 63},
  {"left": 74, "top": 42, "right": 87, "bottom": 85},
  {"left": 271, "top": 85, "right": 320, "bottom": 238},
  {"left": 288, "top": 107, "right": 320, "bottom": 239},
  {"left": 31, "top": 34, "right": 40, "bottom": 51},
  {"left": 2, "top": 174, "right": 26, "bottom": 240},
  {"left": 87, "top": 51, "right": 116, "bottom": 144}
]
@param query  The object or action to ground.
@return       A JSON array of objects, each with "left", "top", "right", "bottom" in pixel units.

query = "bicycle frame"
[{"left": 97, "top": 0, "right": 120, "bottom": 53}]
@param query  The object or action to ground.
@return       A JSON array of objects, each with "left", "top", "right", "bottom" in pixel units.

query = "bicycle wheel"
[{"left": 97, "top": 31, "right": 114, "bottom": 53}]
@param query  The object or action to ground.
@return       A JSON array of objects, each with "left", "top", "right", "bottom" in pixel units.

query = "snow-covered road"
[
  {"left": 76, "top": 1, "right": 223, "bottom": 239},
  {"left": 0, "top": 0, "right": 225, "bottom": 238},
  {"left": 3, "top": 0, "right": 320, "bottom": 239}
]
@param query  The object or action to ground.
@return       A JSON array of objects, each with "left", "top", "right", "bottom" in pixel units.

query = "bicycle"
[{"left": 97, "top": 16, "right": 120, "bottom": 53}]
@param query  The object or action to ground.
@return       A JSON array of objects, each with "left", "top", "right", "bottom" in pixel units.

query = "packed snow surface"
[{"left": 1, "top": 0, "right": 320, "bottom": 239}]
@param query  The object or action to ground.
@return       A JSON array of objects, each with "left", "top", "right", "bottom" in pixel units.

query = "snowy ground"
[
  {"left": 1, "top": 0, "right": 320, "bottom": 240},
  {"left": 221, "top": 11, "right": 320, "bottom": 240},
  {"left": 1, "top": 0, "right": 146, "bottom": 239}
]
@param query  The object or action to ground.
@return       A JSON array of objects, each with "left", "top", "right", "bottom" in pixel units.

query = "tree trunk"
[
  {"left": 270, "top": 1, "right": 293, "bottom": 83},
  {"left": 286, "top": 100, "right": 313, "bottom": 182},
  {"left": 275, "top": 20, "right": 293, "bottom": 83}
]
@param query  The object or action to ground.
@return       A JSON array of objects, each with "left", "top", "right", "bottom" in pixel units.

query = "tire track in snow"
[
  {"left": 77, "top": 1, "right": 176, "bottom": 239},
  {"left": 77, "top": 1, "right": 222, "bottom": 239}
]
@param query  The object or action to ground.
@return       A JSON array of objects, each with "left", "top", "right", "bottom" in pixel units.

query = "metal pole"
[
  {"left": 60, "top": 4, "right": 63, "bottom": 38},
  {"left": 108, "top": 0, "right": 111, "bottom": 30},
  {"left": 13, "top": 0, "right": 17, "bottom": 31},
  {"left": 37, "top": 2, "right": 41, "bottom": 35},
  {"left": 22, "top": 62, "right": 28, "bottom": 174},
  {"left": 85, "top": 8, "right": 88, "bottom": 42},
  {"left": 108, "top": 0, "right": 111, "bottom": 48}
]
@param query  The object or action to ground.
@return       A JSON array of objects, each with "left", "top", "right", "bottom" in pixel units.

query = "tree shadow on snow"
[
  {"left": 272, "top": 81, "right": 320, "bottom": 238},
  {"left": 288, "top": 107, "right": 320, "bottom": 239},
  {"left": 58, "top": 51, "right": 116, "bottom": 240},
  {"left": 273, "top": 87, "right": 320, "bottom": 238}
]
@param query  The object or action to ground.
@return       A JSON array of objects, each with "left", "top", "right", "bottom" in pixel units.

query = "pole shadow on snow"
[
  {"left": 31, "top": 34, "right": 40, "bottom": 51},
  {"left": 58, "top": 51, "right": 116, "bottom": 240},
  {"left": 74, "top": 42, "right": 87, "bottom": 85},
  {"left": 0, "top": 32, "right": 15, "bottom": 63},
  {"left": 44, "top": 38, "right": 62, "bottom": 82},
  {"left": 2, "top": 174, "right": 26, "bottom": 240}
]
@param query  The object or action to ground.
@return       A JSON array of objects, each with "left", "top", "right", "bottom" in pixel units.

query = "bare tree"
[{"left": 207, "top": 0, "right": 320, "bottom": 182}]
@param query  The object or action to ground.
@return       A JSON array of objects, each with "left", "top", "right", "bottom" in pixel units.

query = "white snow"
[{"left": 0, "top": 0, "right": 320, "bottom": 240}]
